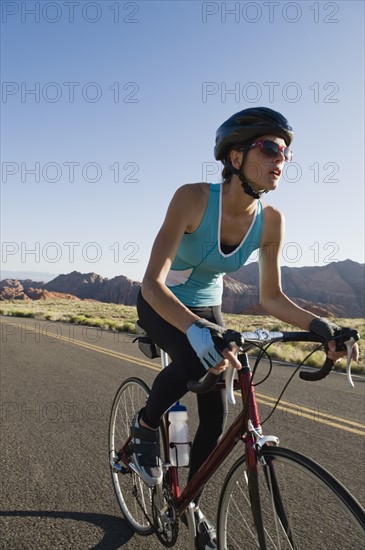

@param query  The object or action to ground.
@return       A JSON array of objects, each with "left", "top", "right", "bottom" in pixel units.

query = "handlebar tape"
[
  {"left": 187, "top": 372, "right": 220, "bottom": 394},
  {"left": 299, "top": 357, "right": 334, "bottom": 382}
]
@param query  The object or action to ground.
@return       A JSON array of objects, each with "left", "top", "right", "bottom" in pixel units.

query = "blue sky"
[{"left": 1, "top": 0, "right": 364, "bottom": 282}]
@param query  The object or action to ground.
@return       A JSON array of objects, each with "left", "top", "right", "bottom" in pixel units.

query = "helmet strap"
[{"left": 224, "top": 159, "right": 267, "bottom": 200}]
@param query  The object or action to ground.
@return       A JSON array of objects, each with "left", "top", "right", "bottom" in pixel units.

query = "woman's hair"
[
  {"left": 220, "top": 141, "right": 252, "bottom": 183},
  {"left": 221, "top": 164, "right": 232, "bottom": 182}
]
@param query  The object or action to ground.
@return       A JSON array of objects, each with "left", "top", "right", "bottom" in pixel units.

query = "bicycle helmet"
[
  {"left": 214, "top": 107, "right": 294, "bottom": 199},
  {"left": 214, "top": 107, "right": 293, "bottom": 161}
]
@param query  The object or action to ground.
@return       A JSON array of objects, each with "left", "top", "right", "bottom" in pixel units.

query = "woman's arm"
[
  {"left": 259, "top": 206, "right": 317, "bottom": 330},
  {"left": 141, "top": 184, "right": 203, "bottom": 333},
  {"left": 259, "top": 206, "right": 359, "bottom": 362}
]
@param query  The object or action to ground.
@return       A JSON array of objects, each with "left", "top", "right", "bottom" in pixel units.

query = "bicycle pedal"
[{"left": 111, "top": 461, "right": 129, "bottom": 474}]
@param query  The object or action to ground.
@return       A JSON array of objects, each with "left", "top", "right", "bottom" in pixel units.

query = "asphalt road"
[{"left": 1, "top": 317, "right": 364, "bottom": 549}]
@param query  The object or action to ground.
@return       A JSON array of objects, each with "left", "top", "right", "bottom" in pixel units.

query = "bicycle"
[{"left": 109, "top": 323, "right": 364, "bottom": 549}]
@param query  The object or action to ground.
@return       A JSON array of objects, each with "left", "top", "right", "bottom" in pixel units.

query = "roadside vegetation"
[
  {"left": 1, "top": 299, "right": 363, "bottom": 374},
  {"left": 0, "top": 299, "right": 136, "bottom": 333}
]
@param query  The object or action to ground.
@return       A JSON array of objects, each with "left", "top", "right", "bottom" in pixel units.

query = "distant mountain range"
[
  {"left": 0, "top": 270, "right": 57, "bottom": 283},
  {"left": 222, "top": 260, "right": 364, "bottom": 318},
  {"left": 0, "top": 260, "right": 364, "bottom": 318}
]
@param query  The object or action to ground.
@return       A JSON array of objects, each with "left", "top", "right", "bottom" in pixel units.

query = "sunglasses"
[{"left": 248, "top": 140, "right": 293, "bottom": 162}]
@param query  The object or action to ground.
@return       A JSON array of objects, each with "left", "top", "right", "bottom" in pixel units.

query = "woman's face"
[{"left": 230, "top": 134, "right": 289, "bottom": 192}]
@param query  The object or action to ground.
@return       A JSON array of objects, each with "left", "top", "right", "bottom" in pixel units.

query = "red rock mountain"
[
  {"left": 0, "top": 278, "right": 80, "bottom": 301},
  {"left": 44, "top": 272, "right": 140, "bottom": 305},
  {"left": 1, "top": 261, "right": 364, "bottom": 318},
  {"left": 227, "top": 260, "right": 364, "bottom": 317}
]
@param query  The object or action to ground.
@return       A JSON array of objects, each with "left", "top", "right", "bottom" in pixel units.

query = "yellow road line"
[
  {"left": 2, "top": 318, "right": 364, "bottom": 436},
  {"left": 1, "top": 318, "right": 160, "bottom": 371},
  {"left": 255, "top": 392, "right": 365, "bottom": 429},
  {"left": 255, "top": 399, "right": 365, "bottom": 436}
]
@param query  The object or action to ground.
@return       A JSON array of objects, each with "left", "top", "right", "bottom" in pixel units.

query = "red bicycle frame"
[{"left": 165, "top": 354, "right": 262, "bottom": 516}]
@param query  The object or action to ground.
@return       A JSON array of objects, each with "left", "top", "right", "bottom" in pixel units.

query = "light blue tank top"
[{"left": 166, "top": 183, "right": 264, "bottom": 306}]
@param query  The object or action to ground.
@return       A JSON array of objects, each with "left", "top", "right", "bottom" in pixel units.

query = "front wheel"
[
  {"left": 109, "top": 377, "right": 154, "bottom": 535},
  {"left": 217, "top": 446, "right": 365, "bottom": 549}
]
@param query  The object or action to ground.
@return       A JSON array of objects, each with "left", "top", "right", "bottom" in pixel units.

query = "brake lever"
[
  {"left": 345, "top": 337, "right": 355, "bottom": 388},
  {"left": 225, "top": 366, "right": 236, "bottom": 406}
]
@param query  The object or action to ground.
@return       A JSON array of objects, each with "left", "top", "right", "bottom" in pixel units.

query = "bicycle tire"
[
  {"left": 217, "top": 446, "right": 365, "bottom": 549},
  {"left": 109, "top": 377, "right": 154, "bottom": 535}
]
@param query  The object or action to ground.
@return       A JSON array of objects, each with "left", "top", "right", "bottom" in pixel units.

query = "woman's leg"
[
  {"left": 137, "top": 291, "right": 206, "bottom": 427},
  {"left": 136, "top": 291, "right": 228, "bottom": 482},
  {"left": 188, "top": 389, "right": 227, "bottom": 481}
]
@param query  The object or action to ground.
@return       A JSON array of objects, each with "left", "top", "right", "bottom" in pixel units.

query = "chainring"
[{"left": 152, "top": 485, "right": 179, "bottom": 547}]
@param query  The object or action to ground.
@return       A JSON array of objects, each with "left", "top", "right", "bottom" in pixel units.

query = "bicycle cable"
[
  {"left": 260, "top": 343, "right": 324, "bottom": 426},
  {"left": 240, "top": 343, "right": 275, "bottom": 425},
  {"left": 250, "top": 343, "right": 274, "bottom": 386}
]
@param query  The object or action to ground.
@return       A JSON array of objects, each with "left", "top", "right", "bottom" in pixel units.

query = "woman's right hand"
[{"left": 186, "top": 319, "right": 242, "bottom": 371}]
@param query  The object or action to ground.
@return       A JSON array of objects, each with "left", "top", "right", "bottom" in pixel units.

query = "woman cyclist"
[{"left": 131, "top": 107, "right": 358, "bottom": 549}]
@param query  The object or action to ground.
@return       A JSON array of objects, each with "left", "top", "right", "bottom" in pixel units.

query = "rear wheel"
[
  {"left": 217, "top": 446, "right": 365, "bottom": 549},
  {"left": 109, "top": 377, "right": 154, "bottom": 534}
]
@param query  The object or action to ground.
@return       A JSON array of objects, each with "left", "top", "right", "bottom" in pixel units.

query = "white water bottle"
[{"left": 168, "top": 403, "right": 190, "bottom": 467}]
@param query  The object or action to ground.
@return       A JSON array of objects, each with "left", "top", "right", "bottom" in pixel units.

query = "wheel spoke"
[{"left": 218, "top": 447, "right": 365, "bottom": 549}]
